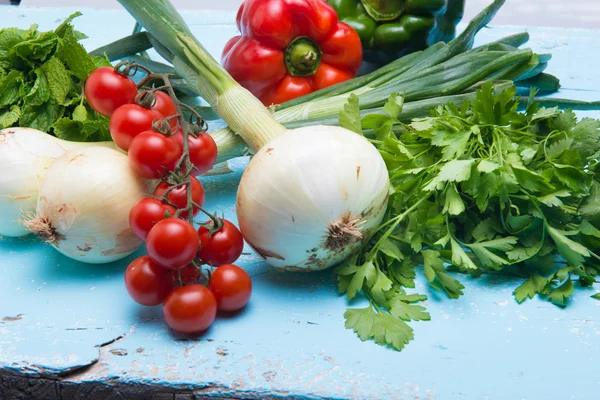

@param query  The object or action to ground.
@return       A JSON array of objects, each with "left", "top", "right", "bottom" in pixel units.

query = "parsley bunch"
[
  {"left": 337, "top": 82, "right": 600, "bottom": 351},
  {"left": 0, "top": 13, "right": 111, "bottom": 141}
]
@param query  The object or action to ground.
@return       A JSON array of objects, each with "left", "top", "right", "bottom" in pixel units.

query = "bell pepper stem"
[{"left": 285, "top": 36, "right": 322, "bottom": 77}]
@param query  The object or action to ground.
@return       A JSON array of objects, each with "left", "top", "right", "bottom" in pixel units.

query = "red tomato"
[
  {"left": 109, "top": 104, "right": 164, "bottom": 151},
  {"left": 151, "top": 91, "right": 179, "bottom": 130},
  {"left": 84, "top": 67, "right": 138, "bottom": 117},
  {"left": 209, "top": 264, "right": 252, "bottom": 312},
  {"left": 128, "top": 130, "right": 181, "bottom": 179},
  {"left": 172, "top": 129, "right": 218, "bottom": 175},
  {"left": 162, "top": 284, "right": 217, "bottom": 334},
  {"left": 129, "top": 198, "right": 176, "bottom": 240},
  {"left": 146, "top": 219, "right": 199, "bottom": 269},
  {"left": 124, "top": 256, "right": 173, "bottom": 306},
  {"left": 197, "top": 219, "right": 244, "bottom": 266},
  {"left": 172, "top": 264, "right": 203, "bottom": 286},
  {"left": 153, "top": 177, "right": 205, "bottom": 219}
]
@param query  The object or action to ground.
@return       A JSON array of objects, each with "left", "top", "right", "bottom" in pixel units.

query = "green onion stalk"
[{"left": 112, "top": 0, "right": 598, "bottom": 164}]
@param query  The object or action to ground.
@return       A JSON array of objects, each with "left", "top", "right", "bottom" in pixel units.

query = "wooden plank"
[{"left": 1, "top": 6, "right": 599, "bottom": 400}]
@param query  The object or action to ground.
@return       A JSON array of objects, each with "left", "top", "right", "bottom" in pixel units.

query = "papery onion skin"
[
  {"left": 0, "top": 128, "right": 118, "bottom": 237},
  {"left": 28, "top": 146, "right": 152, "bottom": 264},
  {"left": 236, "top": 125, "right": 390, "bottom": 271}
]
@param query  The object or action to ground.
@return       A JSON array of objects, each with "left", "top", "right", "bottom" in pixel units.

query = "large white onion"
[
  {"left": 0, "top": 128, "right": 117, "bottom": 237},
  {"left": 236, "top": 125, "right": 390, "bottom": 272},
  {"left": 23, "top": 146, "right": 152, "bottom": 264}
]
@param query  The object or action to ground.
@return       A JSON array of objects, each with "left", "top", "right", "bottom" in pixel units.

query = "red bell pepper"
[{"left": 221, "top": 0, "right": 363, "bottom": 106}]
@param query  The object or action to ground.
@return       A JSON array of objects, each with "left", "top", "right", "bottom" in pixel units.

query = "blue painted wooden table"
[{"left": 1, "top": 6, "right": 599, "bottom": 400}]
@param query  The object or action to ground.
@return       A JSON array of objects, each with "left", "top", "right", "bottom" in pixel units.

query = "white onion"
[
  {"left": 0, "top": 128, "right": 118, "bottom": 237},
  {"left": 23, "top": 146, "right": 152, "bottom": 264},
  {"left": 236, "top": 125, "right": 390, "bottom": 272}
]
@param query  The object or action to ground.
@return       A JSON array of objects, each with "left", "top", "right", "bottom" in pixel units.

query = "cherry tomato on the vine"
[
  {"left": 197, "top": 219, "right": 244, "bottom": 266},
  {"left": 209, "top": 264, "right": 252, "bottom": 312},
  {"left": 146, "top": 218, "right": 199, "bottom": 269},
  {"left": 129, "top": 198, "right": 176, "bottom": 240},
  {"left": 128, "top": 130, "right": 181, "bottom": 179},
  {"left": 173, "top": 129, "right": 218, "bottom": 175},
  {"left": 124, "top": 256, "right": 173, "bottom": 306},
  {"left": 162, "top": 284, "right": 217, "bottom": 334},
  {"left": 84, "top": 67, "right": 138, "bottom": 117},
  {"left": 153, "top": 177, "right": 205, "bottom": 218},
  {"left": 173, "top": 264, "right": 203, "bottom": 286},
  {"left": 151, "top": 91, "right": 179, "bottom": 130},
  {"left": 109, "top": 104, "right": 164, "bottom": 151}
]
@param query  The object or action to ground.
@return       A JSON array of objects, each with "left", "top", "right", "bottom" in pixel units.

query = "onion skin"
[
  {"left": 0, "top": 128, "right": 118, "bottom": 237},
  {"left": 27, "top": 146, "right": 152, "bottom": 264},
  {"left": 236, "top": 125, "right": 390, "bottom": 272}
]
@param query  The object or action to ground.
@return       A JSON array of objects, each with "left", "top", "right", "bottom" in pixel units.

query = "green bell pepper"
[{"left": 326, "top": 0, "right": 465, "bottom": 65}]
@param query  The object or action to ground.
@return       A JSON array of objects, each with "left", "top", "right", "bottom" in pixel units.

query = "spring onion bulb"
[
  {"left": 236, "top": 125, "right": 390, "bottom": 271},
  {"left": 0, "top": 128, "right": 118, "bottom": 237},
  {"left": 22, "top": 146, "right": 152, "bottom": 264}
]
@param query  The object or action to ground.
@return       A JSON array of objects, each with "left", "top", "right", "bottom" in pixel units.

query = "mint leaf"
[
  {"left": 55, "top": 23, "right": 96, "bottom": 80},
  {"left": 0, "top": 70, "right": 25, "bottom": 106},
  {"left": 339, "top": 93, "right": 362, "bottom": 135},
  {"left": 13, "top": 31, "right": 57, "bottom": 62},
  {"left": 52, "top": 117, "right": 81, "bottom": 141},
  {"left": 54, "top": 12, "right": 83, "bottom": 38},
  {"left": 41, "top": 56, "right": 72, "bottom": 104},
  {"left": 344, "top": 306, "right": 414, "bottom": 351},
  {"left": 0, "top": 105, "right": 21, "bottom": 128},
  {"left": 20, "top": 100, "right": 61, "bottom": 132},
  {"left": 72, "top": 103, "right": 87, "bottom": 122},
  {"left": 25, "top": 68, "right": 50, "bottom": 106}
]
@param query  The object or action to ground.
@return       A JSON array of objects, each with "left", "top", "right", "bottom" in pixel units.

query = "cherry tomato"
[
  {"left": 84, "top": 67, "right": 138, "bottom": 117},
  {"left": 129, "top": 198, "right": 176, "bottom": 241},
  {"left": 209, "top": 264, "right": 252, "bottom": 312},
  {"left": 153, "top": 177, "right": 205, "bottom": 219},
  {"left": 197, "top": 219, "right": 244, "bottom": 266},
  {"left": 128, "top": 130, "right": 181, "bottom": 179},
  {"left": 109, "top": 104, "right": 164, "bottom": 151},
  {"left": 146, "top": 218, "right": 199, "bottom": 269},
  {"left": 172, "top": 264, "right": 203, "bottom": 286},
  {"left": 162, "top": 284, "right": 217, "bottom": 334},
  {"left": 151, "top": 91, "right": 178, "bottom": 130},
  {"left": 124, "top": 256, "right": 173, "bottom": 306},
  {"left": 173, "top": 129, "right": 218, "bottom": 175}
]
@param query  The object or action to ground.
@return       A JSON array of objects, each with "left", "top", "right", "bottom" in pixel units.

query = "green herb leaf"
[
  {"left": 339, "top": 93, "right": 362, "bottom": 135},
  {"left": 41, "top": 56, "right": 72, "bottom": 104},
  {"left": 443, "top": 184, "right": 465, "bottom": 216},
  {"left": 592, "top": 293, "right": 600, "bottom": 301},
  {"left": 547, "top": 277, "right": 574, "bottom": 307},
  {"left": 344, "top": 306, "right": 414, "bottom": 351},
  {"left": 424, "top": 159, "right": 475, "bottom": 191},
  {"left": 55, "top": 23, "right": 96, "bottom": 81},
  {"left": 346, "top": 261, "right": 377, "bottom": 300},
  {"left": 72, "top": 103, "right": 88, "bottom": 122},
  {"left": 389, "top": 296, "right": 430, "bottom": 321},
  {"left": 546, "top": 225, "right": 589, "bottom": 267},
  {"left": 379, "top": 238, "right": 404, "bottom": 261},
  {"left": 0, "top": 70, "right": 25, "bottom": 106},
  {"left": 423, "top": 249, "right": 465, "bottom": 298},
  {"left": 0, "top": 105, "right": 21, "bottom": 128},
  {"left": 513, "top": 276, "right": 536, "bottom": 303},
  {"left": 20, "top": 100, "right": 61, "bottom": 132},
  {"left": 383, "top": 92, "right": 404, "bottom": 119}
]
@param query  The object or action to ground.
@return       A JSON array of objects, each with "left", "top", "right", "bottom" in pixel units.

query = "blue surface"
[{"left": 1, "top": 6, "right": 600, "bottom": 400}]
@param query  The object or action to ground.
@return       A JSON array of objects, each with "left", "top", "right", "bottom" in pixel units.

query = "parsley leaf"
[
  {"left": 592, "top": 293, "right": 600, "bottom": 301},
  {"left": 344, "top": 306, "right": 414, "bottom": 351},
  {"left": 338, "top": 93, "right": 362, "bottom": 135}
]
